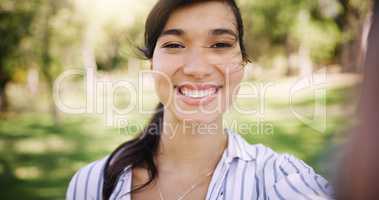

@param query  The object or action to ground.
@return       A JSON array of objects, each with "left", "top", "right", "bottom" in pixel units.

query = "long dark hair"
[{"left": 102, "top": 0, "right": 249, "bottom": 198}]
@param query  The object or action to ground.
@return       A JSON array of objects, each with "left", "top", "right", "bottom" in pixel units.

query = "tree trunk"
[
  {"left": 336, "top": 0, "right": 372, "bottom": 73},
  {"left": 41, "top": 2, "right": 60, "bottom": 125},
  {"left": 46, "top": 77, "right": 60, "bottom": 125},
  {"left": 0, "top": 78, "right": 9, "bottom": 113}
]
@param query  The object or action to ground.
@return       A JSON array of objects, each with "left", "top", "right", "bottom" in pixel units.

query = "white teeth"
[{"left": 180, "top": 88, "right": 217, "bottom": 98}]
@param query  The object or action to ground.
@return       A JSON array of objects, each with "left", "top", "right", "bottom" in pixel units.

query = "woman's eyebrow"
[
  {"left": 210, "top": 28, "right": 238, "bottom": 40},
  {"left": 159, "top": 28, "right": 238, "bottom": 40},
  {"left": 160, "top": 29, "right": 185, "bottom": 37}
]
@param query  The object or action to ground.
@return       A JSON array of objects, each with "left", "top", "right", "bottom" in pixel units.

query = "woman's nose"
[{"left": 182, "top": 49, "right": 214, "bottom": 79}]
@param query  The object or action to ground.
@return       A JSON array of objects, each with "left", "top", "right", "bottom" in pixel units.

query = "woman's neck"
[{"left": 156, "top": 109, "right": 227, "bottom": 173}]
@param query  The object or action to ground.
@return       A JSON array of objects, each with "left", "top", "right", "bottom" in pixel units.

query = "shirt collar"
[{"left": 223, "top": 128, "right": 257, "bottom": 163}]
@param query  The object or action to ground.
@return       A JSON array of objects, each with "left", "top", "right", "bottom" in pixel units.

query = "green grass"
[{"left": 0, "top": 114, "right": 130, "bottom": 200}]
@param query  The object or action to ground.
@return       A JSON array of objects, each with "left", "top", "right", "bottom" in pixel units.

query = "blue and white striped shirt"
[{"left": 66, "top": 128, "right": 335, "bottom": 200}]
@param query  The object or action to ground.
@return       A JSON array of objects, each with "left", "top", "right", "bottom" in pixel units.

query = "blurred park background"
[{"left": 0, "top": 0, "right": 373, "bottom": 199}]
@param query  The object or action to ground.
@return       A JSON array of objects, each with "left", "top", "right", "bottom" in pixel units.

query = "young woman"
[{"left": 66, "top": 0, "right": 335, "bottom": 199}]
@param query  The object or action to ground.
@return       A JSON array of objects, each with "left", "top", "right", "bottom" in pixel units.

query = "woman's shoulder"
[
  {"left": 242, "top": 142, "right": 335, "bottom": 199},
  {"left": 229, "top": 130, "right": 314, "bottom": 171},
  {"left": 228, "top": 129, "right": 298, "bottom": 165},
  {"left": 228, "top": 130, "right": 335, "bottom": 198},
  {"left": 65, "top": 156, "right": 110, "bottom": 200}
]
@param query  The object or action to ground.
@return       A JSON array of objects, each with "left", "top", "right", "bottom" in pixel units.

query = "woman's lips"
[{"left": 174, "top": 83, "right": 222, "bottom": 106}]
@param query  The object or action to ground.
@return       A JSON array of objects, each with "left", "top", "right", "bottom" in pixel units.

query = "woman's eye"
[
  {"left": 211, "top": 43, "right": 232, "bottom": 48},
  {"left": 162, "top": 43, "right": 185, "bottom": 49}
]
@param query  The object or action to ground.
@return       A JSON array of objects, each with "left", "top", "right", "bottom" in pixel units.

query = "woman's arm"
[{"left": 66, "top": 157, "right": 108, "bottom": 200}]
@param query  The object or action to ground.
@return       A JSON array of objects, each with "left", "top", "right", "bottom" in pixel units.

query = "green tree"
[
  {"left": 0, "top": 1, "right": 38, "bottom": 112},
  {"left": 238, "top": 0, "right": 371, "bottom": 76}
]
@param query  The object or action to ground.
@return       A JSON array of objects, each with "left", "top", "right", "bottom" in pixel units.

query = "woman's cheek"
[
  {"left": 152, "top": 53, "right": 183, "bottom": 105},
  {"left": 154, "top": 77, "right": 170, "bottom": 105},
  {"left": 226, "top": 70, "right": 244, "bottom": 106},
  {"left": 152, "top": 51, "right": 183, "bottom": 73}
]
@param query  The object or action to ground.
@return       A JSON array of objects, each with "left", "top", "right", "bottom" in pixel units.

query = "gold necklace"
[{"left": 157, "top": 169, "right": 214, "bottom": 200}]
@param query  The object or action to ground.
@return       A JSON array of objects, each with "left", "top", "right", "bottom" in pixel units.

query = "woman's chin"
[
  {"left": 168, "top": 100, "right": 226, "bottom": 125},
  {"left": 174, "top": 111, "right": 220, "bottom": 124}
]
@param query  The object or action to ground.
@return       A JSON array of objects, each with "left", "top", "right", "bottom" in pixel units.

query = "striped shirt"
[{"left": 66, "top": 128, "right": 335, "bottom": 200}]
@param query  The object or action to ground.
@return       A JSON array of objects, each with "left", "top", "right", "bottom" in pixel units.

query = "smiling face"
[{"left": 151, "top": 1, "right": 245, "bottom": 123}]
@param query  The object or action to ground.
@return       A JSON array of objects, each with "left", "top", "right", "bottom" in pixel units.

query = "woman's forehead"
[{"left": 163, "top": 1, "right": 238, "bottom": 35}]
